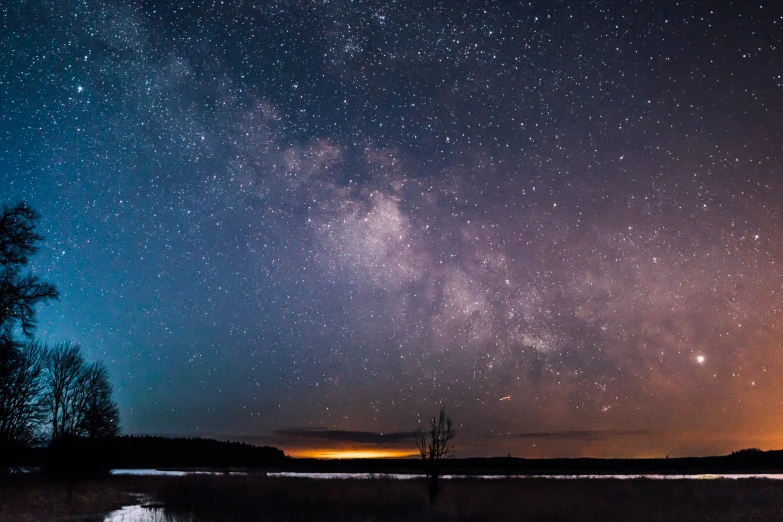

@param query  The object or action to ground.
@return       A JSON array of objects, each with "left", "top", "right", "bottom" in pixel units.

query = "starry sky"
[{"left": 2, "top": 0, "right": 782, "bottom": 458}]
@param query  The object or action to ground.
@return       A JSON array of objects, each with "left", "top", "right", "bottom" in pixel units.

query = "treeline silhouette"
[
  {"left": 106, "top": 436, "right": 286, "bottom": 468},
  {"left": 8, "top": 443, "right": 781, "bottom": 474},
  {"left": 9, "top": 435, "right": 286, "bottom": 469}
]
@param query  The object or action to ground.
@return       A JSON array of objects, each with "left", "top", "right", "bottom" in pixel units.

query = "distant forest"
[{"left": 10, "top": 435, "right": 286, "bottom": 469}]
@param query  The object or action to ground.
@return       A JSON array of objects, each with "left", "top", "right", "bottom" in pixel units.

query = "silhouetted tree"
[
  {"left": 45, "top": 342, "right": 120, "bottom": 441},
  {"left": 44, "top": 343, "right": 121, "bottom": 476},
  {"left": 414, "top": 406, "right": 455, "bottom": 502},
  {"left": 0, "top": 203, "right": 120, "bottom": 475},
  {"left": 78, "top": 361, "right": 119, "bottom": 439},
  {"left": 0, "top": 339, "right": 47, "bottom": 449},
  {"left": 0, "top": 203, "right": 58, "bottom": 337},
  {"left": 46, "top": 342, "right": 87, "bottom": 441},
  {"left": 0, "top": 203, "right": 57, "bottom": 465}
]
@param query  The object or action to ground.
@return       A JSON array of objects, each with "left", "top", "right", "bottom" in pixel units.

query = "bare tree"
[
  {"left": 0, "top": 203, "right": 57, "bottom": 466},
  {"left": 414, "top": 406, "right": 455, "bottom": 502},
  {"left": 46, "top": 342, "right": 86, "bottom": 441},
  {"left": 46, "top": 343, "right": 120, "bottom": 441},
  {"left": 0, "top": 339, "right": 47, "bottom": 451},
  {"left": 78, "top": 361, "right": 120, "bottom": 439},
  {"left": 0, "top": 203, "right": 58, "bottom": 337},
  {"left": 0, "top": 202, "right": 120, "bottom": 475}
]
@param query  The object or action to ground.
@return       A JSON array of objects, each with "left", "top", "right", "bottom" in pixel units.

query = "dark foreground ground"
[{"left": 3, "top": 474, "right": 783, "bottom": 521}]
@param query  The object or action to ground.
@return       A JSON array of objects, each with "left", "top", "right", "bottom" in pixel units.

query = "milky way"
[{"left": 2, "top": 0, "right": 782, "bottom": 457}]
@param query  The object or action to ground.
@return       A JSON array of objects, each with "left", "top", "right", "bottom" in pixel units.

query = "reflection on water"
[
  {"left": 103, "top": 504, "right": 166, "bottom": 521},
  {"left": 111, "top": 469, "right": 247, "bottom": 476},
  {"left": 103, "top": 504, "right": 199, "bottom": 522},
  {"left": 102, "top": 494, "right": 198, "bottom": 522},
  {"left": 267, "top": 471, "right": 783, "bottom": 480}
]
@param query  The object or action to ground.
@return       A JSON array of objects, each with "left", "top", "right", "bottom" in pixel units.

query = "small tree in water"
[{"left": 414, "top": 406, "right": 455, "bottom": 502}]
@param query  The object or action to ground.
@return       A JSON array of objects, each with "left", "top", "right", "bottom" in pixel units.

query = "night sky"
[{"left": 2, "top": 0, "right": 782, "bottom": 458}]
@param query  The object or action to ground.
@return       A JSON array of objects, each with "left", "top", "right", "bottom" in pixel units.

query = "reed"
[
  {"left": 0, "top": 475, "right": 133, "bottom": 522},
  {"left": 4, "top": 473, "right": 783, "bottom": 521},
  {"left": 143, "top": 474, "right": 783, "bottom": 521}
]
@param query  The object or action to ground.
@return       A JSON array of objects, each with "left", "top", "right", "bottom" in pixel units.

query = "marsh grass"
[
  {"left": 140, "top": 474, "right": 783, "bottom": 521},
  {"left": 0, "top": 475, "right": 133, "bottom": 522},
  {"left": 4, "top": 474, "right": 783, "bottom": 521}
]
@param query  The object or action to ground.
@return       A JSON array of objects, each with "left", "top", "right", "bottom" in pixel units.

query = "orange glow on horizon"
[{"left": 287, "top": 448, "right": 416, "bottom": 459}]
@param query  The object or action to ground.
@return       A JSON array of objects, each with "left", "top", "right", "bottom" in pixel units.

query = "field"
[
  {"left": 0, "top": 475, "right": 134, "bottom": 522},
  {"left": 3, "top": 474, "right": 783, "bottom": 521}
]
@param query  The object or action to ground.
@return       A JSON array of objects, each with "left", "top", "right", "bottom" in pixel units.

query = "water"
[
  {"left": 111, "top": 469, "right": 247, "bottom": 476},
  {"left": 103, "top": 498, "right": 198, "bottom": 522},
  {"left": 103, "top": 504, "right": 170, "bottom": 521},
  {"left": 111, "top": 469, "right": 783, "bottom": 480},
  {"left": 103, "top": 505, "right": 201, "bottom": 521}
]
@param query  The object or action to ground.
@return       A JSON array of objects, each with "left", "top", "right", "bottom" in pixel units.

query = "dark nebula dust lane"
[{"left": 2, "top": 0, "right": 782, "bottom": 457}]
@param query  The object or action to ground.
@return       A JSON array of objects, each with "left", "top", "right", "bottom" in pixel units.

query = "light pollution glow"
[
  {"left": 287, "top": 448, "right": 416, "bottom": 459},
  {"left": 271, "top": 430, "right": 783, "bottom": 460}
]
